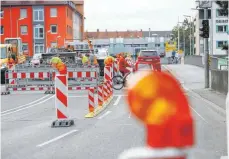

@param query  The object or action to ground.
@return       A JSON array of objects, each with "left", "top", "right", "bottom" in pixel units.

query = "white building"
[{"left": 194, "top": 1, "right": 228, "bottom": 56}]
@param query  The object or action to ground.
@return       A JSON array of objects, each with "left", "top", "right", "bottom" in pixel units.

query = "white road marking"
[
  {"left": 1, "top": 95, "right": 54, "bottom": 116},
  {"left": 98, "top": 111, "right": 112, "bottom": 119},
  {"left": 36, "top": 130, "right": 78, "bottom": 147},
  {"left": 190, "top": 106, "right": 209, "bottom": 124},
  {"left": 1, "top": 95, "right": 51, "bottom": 114},
  {"left": 113, "top": 95, "right": 122, "bottom": 106}
]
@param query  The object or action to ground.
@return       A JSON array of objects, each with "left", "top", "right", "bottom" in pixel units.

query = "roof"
[{"left": 84, "top": 30, "right": 143, "bottom": 39}]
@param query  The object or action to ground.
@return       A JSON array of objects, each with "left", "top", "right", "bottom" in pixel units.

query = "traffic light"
[{"left": 199, "top": 20, "right": 209, "bottom": 38}]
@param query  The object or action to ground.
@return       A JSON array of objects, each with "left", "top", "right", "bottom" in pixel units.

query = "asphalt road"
[{"left": 1, "top": 63, "right": 226, "bottom": 159}]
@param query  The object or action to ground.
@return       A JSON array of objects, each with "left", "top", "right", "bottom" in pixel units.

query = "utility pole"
[
  {"left": 178, "top": 16, "right": 180, "bottom": 52},
  {"left": 204, "top": 9, "right": 210, "bottom": 88}
]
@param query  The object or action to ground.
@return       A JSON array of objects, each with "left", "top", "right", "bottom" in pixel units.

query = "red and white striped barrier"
[
  {"left": 104, "top": 66, "right": 112, "bottom": 82},
  {"left": 52, "top": 74, "right": 74, "bottom": 127},
  {"left": 113, "top": 60, "right": 119, "bottom": 75},
  {"left": 55, "top": 75, "right": 69, "bottom": 119},
  {"left": 98, "top": 85, "right": 104, "bottom": 106},
  {"left": 88, "top": 88, "right": 95, "bottom": 114},
  {"left": 6, "top": 71, "right": 98, "bottom": 80},
  {"left": 7, "top": 86, "right": 97, "bottom": 92},
  {"left": 6, "top": 72, "right": 50, "bottom": 79},
  {"left": 8, "top": 64, "right": 16, "bottom": 85},
  {"left": 103, "top": 82, "right": 109, "bottom": 101}
]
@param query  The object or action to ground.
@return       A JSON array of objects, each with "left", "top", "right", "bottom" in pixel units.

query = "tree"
[
  {"left": 216, "top": 0, "right": 228, "bottom": 16},
  {"left": 171, "top": 18, "right": 194, "bottom": 56}
]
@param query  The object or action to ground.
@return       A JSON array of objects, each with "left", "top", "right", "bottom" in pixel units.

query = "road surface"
[{"left": 1, "top": 63, "right": 226, "bottom": 159}]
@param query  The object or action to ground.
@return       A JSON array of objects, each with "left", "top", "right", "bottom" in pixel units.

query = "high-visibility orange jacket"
[{"left": 118, "top": 56, "right": 131, "bottom": 71}]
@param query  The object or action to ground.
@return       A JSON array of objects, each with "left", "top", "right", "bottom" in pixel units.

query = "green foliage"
[{"left": 171, "top": 18, "right": 194, "bottom": 55}]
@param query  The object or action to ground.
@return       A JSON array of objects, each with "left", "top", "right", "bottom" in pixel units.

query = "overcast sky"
[{"left": 84, "top": 0, "right": 196, "bottom": 32}]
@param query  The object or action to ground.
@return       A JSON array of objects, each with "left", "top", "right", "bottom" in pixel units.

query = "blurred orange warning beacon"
[{"left": 126, "top": 70, "right": 195, "bottom": 148}]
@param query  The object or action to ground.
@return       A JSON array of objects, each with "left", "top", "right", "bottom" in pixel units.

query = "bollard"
[
  {"left": 114, "top": 60, "right": 119, "bottom": 75},
  {"left": 103, "top": 82, "right": 109, "bottom": 102},
  {"left": 51, "top": 74, "right": 74, "bottom": 127},
  {"left": 85, "top": 88, "right": 96, "bottom": 118},
  {"left": 104, "top": 66, "right": 112, "bottom": 82},
  {"left": 98, "top": 85, "right": 104, "bottom": 106}
]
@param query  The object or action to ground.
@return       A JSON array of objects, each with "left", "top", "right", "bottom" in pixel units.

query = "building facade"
[
  {"left": 84, "top": 30, "right": 172, "bottom": 55},
  {"left": 194, "top": 2, "right": 228, "bottom": 56},
  {"left": 0, "top": 1, "right": 84, "bottom": 57}
]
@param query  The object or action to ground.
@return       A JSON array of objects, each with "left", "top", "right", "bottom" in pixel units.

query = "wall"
[
  {"left": 1, "top": 6, "right": 33, "bottom": 56},
  {"left": 212, "top": 2, "right": 229, "bottom": 55},
  {"left": 184, "top": 55, "right": 218, "bottom": 70},
  {"left": 211, "top": 70, "right": 228, "bottom": 94},
  {"left": 44, "top": 5, "right": 66, "bottom": 48}
]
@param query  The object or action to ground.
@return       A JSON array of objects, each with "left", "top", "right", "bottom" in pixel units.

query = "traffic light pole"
[{"left": 204, "top": 8, "right": 210, "bottom": 88}]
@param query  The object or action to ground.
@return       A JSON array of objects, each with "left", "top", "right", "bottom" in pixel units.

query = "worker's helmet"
[
  {"left": 85, "top": 53, "right": 90, "bottom": 57},
  {"left": 50, "top": 57, "right": 62, "bottom": 64}
]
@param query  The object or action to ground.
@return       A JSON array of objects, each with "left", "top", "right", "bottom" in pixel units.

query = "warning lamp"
[{"left": 126, "top": 71, "right": 195, "bottom": 148}]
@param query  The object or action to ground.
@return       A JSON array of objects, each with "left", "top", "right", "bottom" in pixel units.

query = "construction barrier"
[
  {"left": 52, "top": 74, "right": 74, "bottom": 127},
  {"left": 85, "top": 65, "right": 114, "bottom": 118},
  {"left": 2, "top": 66, "right": 100, "bottom": 95}
]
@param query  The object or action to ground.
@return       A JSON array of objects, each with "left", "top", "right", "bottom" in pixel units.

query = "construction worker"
[
  {"left": 118, "top": 52, "right": 132, "bottom": 76},
  {"left": 79, "top": 53, "right": 89, "bottom": 65},
  {"left": 50, "top": 56, "right": 67, "bottom": 75}
]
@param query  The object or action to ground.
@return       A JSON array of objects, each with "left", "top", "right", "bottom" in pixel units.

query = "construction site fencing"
[{"left": 3, "top": 65, "right": 101, "bottom": 94}]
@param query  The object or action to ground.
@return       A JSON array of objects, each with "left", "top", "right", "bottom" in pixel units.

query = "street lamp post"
[
  {"left": 17, "top": 18, "right": 25, "bottom": 37},
  {"left": 178, "top": 21, "right": 185, "bottom": 55},
  {"left": 152, "top": 34, "right": 159, "bottom": 53}
]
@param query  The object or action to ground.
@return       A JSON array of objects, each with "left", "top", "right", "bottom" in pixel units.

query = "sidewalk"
[{"left": 163, "top": 64, "right": 226, "bottom": 112}]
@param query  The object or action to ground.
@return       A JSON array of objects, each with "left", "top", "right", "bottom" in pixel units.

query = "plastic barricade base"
[
  {"left": 85, "top": 95, "right": 114, "bottom": 118},
  {"left": 51, "top": 119, "right": 74, "bottom": 128}
]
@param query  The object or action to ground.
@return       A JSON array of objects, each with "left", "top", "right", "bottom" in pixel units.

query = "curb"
[
  {"left": 163, "top": 65, "right": 226, "bottom": 117},
  {"left": 85, "top": 95, "right": 114, "bottom": 118}
]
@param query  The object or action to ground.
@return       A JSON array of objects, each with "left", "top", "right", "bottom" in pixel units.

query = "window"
[
  {"left": 33, "top": 9, "right": 44, "bottom": 21},
  {"left": 217, "top": 41, "right": 228, "bottom": 48},
  {"left": 50, "top": 8, "right": 57, "bottom": 17},
  {"left": 34, "top": 44, "right": 44, "bottom": 54},
  {"left": 22, "top": 43, "right": 28, "bottom": 51},
  {"left": 216, "top": 25, "right": 228, "bottom": 33},
  {"left": 0, "top": 25, "right": 3, "bottom": 35},
  {"left": 20, "top": 9, "right": 27, "bottom": 18},
  {"left": 20, "top": 26, "right": 28, "bottom": 35},
  {"left": 140, "top": 51, "right": 158, "bottom": 57},
  {"left": 34, "top": 25, "right": 44, "bottom": 39},
  {"left": 0, "top": 9, "right": 3, "bottom": 18},
  {"left": 217, "top": 9, "right": 227, "bottom": 17},
  {"left": 50, "top": 25, "right": 57, "bottom": 33}
]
